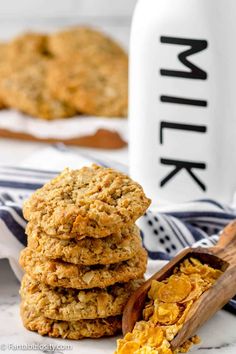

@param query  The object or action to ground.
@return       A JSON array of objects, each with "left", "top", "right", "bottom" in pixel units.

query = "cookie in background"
[{"left": 0, "top": 26, "right": 128, "bottom": 120}]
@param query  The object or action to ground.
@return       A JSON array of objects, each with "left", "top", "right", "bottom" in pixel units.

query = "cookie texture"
[
  {"left": 0, "top": 34, "right": 50, "bottom": 110},
  {"left": 8, "top": 32, "right": 49, "bottom": 59},
  {"left": 19, "top": 247, "right": 147, "bottom": 289},
  {"left": 26, "top": 224, "right": 142, "bottom": 265},
  {"left": 47, "top": 55, "right": 128, "bottom": 117},
  {"left": 48, "top": 26, "right": 127, "bottom": 61},
  {"left": 0, "top": 27, "right": 129, "bottom": 119},
  {"left": 23, "top": 165, "right": 151, "bottom": 238},
  {"left": 21, "top": 301, "right": 121, "bottom": 339},
  {"left": 20, "top": 274, "right": 143, "bottom": 321},
  {"left": 0, "top": 43, "right": 11, "bottom": 108},
  {"left": 0, "top": 100, "right": 6, "bottom": 109},
  {"left": 0, "top": 43, "right": 42, "bottom": 83},
  {"left": 0, "top": 59, "right": 76, "bottom": 120}
]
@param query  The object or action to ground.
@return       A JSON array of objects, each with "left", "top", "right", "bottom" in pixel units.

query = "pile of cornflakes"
[{"left": 115, "top": 258, "right": 222, "bottom": 354}]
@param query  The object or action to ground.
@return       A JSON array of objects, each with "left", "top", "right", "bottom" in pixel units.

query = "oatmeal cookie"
[
  {"left": 0, "top": 58, "right": 76, "bottom": 119},
  {"left": 0, "top": 100, "right": 6, "bottom": 109},
  {"left": 0, "top": 43, "right": 43, "bottom": 82},
  {"left": 0, "top": 38, "right": 49, "bottom": 110},
  {"left": 19, "top": 247, "right": 147, "bottom": 289},
  {"left": 23, "top": 165, "right": 151, "bottom": 238},
  {"left": 0, "top": 43, "right": 11, "bottom": 108},
  {"left": 48, "top": 26, "right": 127, "bottom": 61},
  {"left": 26, "top": 224, "right": 142, "bottom": 265},
  {"left": 20, "top": 274, "right": 143, "bottom": 321},
  {"left": 21, "top": 301, "right": 121, "bottom": 339},
  {"left": 47, "top": 55, "right": 128, "bottom": 117},
  {"left": 8, "top": 32, "right": 49, "bottom": 59}
]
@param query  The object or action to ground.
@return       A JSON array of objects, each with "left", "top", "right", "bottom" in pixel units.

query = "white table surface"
[{"left": 0, "top": 138, "right": 236, "bottom": 354}]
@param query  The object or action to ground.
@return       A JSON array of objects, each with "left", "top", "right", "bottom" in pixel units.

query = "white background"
[{"left": 0, "top": 0, "right": 137, "bottom": 48}]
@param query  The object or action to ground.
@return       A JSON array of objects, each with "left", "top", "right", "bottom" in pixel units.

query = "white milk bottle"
[{"left": 129, "top": 0, "right": 236, "bottom": 204}]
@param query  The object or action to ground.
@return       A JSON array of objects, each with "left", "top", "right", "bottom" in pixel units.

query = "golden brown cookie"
[
  {"left": 0, "top": 100, "right": 6, "bottom": 109},
  {"left": 47, "top": 55, "right": 128, "bottom": 117},
  {"left": 19, "top": 247, "right": 147, "bottom": 289},
  {"left": 0, "top": 43, "right": 10, "bottom": 108},
  {"left": 8, "top": 32, "right": 49, "bottom": 59},
  {"left": 26, "top": 224, "right": 142, "bottom": 265},
  {"left": 0, "top": 33, "right": 50, "bottom": 110},
  {"left": 0, "top": 43, "right": 9, "bottom": 63},
  {"left": 48, "top": 26, "right": 127, "bottom": 61},
  {"left": 20, "top": 274, "right": 143, "bottom": 321},
  {"left": 0, "top": 58, "right": 76, "bottom": 119},
  {"left": 0, "top": 42, "right": 41, "bottom": 81},
  {"left": 23, "top": 165, "right": 151, "bottom": 239},
  {"left": 21, "top": 301, "right": 121, "bottom": 339}
]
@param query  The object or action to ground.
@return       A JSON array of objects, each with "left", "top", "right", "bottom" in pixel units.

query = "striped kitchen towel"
[{"left": 0, "top": 145, "right": 235, "bottom": 313}]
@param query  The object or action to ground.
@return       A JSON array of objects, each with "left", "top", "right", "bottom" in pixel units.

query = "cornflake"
[{"left": 115, "top": 258, "right": 222, "bottom": 354}]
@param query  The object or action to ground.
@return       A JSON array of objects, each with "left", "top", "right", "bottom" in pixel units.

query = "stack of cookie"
[{"left": 19, "top": 165, "right": 151, "bottom": 340}]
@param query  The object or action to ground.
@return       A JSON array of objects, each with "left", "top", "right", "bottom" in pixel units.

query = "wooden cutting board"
[{"left": 0, "top": 127, "right": 127, "bottom": 149}]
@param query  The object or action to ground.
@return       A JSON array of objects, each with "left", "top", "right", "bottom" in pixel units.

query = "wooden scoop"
[{"left": 122, "top": 220, "right": 236, "bottom": 350}]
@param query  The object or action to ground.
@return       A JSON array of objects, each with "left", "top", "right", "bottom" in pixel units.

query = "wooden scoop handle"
[
  {"left": 209, "top": 220, "right": 236, "bottom": 264},
  {"left": 171, "top": 220, "right": 236, "bottom": 350}
]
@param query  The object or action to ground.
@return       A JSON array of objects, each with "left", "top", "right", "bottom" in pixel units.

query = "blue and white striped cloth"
[{"left": 0, "top": 146, "right": 235, "bottom": 313}]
